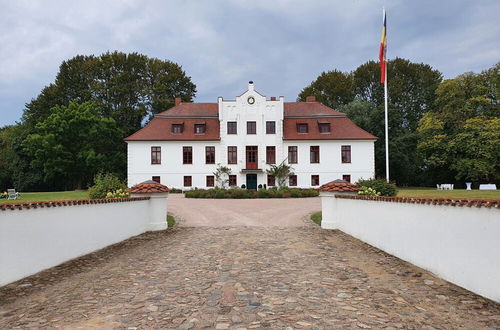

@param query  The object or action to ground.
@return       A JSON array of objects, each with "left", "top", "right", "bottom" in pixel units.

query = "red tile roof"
[
  {"left": 334, "top": 195, "right": 500, "bottom": 208},
  {"left": 283, "top": 117, "right": 376, "bottom": 140},
  {"left": 0, "top": 197, "right": 150, "bottom": 211},
  {"left": 284, "top": 102, "right": 345, "bottom": 117},
  {"left": 319, "top": 179, "right": 360, "bottom": 192},
  {"left": 129, "top": 180, "right": 170, "bottom": 194},
  {"left": 156, "top": 103, "right": 218, "bottom": 117},
  {"left": 124, "top": 117, "right": 220, "bottom": 141}
]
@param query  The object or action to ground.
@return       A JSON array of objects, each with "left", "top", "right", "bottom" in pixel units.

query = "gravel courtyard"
[{"left": 0, "top": 195, "right": 499, "bottom": 329}]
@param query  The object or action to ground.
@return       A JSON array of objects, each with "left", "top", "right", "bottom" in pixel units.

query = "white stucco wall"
[
  {"left": 0, "top": 197, "right": 167, "bottom": 286},
  {"left": 320, "top": 193, "right": 500, "bottom": 302}
]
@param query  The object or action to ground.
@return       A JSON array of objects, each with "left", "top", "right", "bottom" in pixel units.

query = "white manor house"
[{"left": 125, "top": 82, "right": 376, "bottom": 189}]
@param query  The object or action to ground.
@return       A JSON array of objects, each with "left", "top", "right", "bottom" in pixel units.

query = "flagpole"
[{"left": 383, "top": 7, "right": 390, "bottom": 183}]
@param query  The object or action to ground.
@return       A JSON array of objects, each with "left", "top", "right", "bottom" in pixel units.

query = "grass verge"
[
  {"left": 396, "top": 188, "right": 499, "bottom": 199},
  {"left": 0, "top": 190, "right": 89, "bottom": 204},
  {"left": 310, "top": 211, "right": 322, "bottom": 226}
]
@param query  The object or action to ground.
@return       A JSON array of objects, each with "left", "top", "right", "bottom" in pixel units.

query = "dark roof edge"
[
  {"left": 284, "top": 115, "right": 347, "bottom": 119},
  {"left": 124, "top": 138, "right": 222, "bottom": 142},
  {"left": 154, "top": 115, "right": 219, "bottom": 119}
]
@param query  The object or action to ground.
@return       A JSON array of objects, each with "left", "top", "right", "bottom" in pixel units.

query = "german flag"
[{"left": 379, "top": 9, "right": 387, "bottom": 83}]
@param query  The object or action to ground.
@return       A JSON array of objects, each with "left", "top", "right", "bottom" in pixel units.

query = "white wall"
[
  {"left": 0, "top": 197, "right": 166, "bottom": 286},
  {"left": 320, "top": 193, "right": 500, "bottom": 302}
]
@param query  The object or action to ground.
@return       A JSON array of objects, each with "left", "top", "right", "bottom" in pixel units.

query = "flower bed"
[{"left": 185, "top": 188, "right": 319, "bottom": 199}]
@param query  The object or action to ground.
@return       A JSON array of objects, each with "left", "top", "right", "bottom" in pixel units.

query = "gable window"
[
  {"left": 227, "top": 121, "right": 237, "bottom": 134},
  {"left": 184, "top": 176, "right": 192, "bottom": 187},
  {"left": 247, "top": 121, "right": 256, "bottom": 134},
  {"left": 310, "top": 146, "right": 320, "bottom": 163},
  {"left": 206, "top": 175, "right": 215, "bottom": 187},
  {"left": 267, "top": 175, "right": 275, "bottom": 187},
  {"left": 229, "top": 175, "right": 237, "bottom": 187},
  {"left": 183, "top": 146, "right": 192, "bottom": 164},
  {"left": 311, "top": 175, "right": 319, "bottom": 186},
  {"left": 172, "top": 123, "right": 184, "bottom": 134},
  {"left": 151, "top": 146, "right": 161, "bottom": 164},
  {"left": 342, "top": 174, "right": 351, "bottom": 183},
  {"left": 266, "top": 121, "right": 276, "bottom": 134},
  {"left": 288, "top": 146, "right": 298, "bottom": 164},
  {"left": 152, "top": 176, "right": 161, "bottom": 183},
  {"left": 266, "top": 146, "right": 276, "bottom": 164},
  {"left": 228, "top": 146, "right": 237, "bottom": 164},
  {"left": 341, "top": 145, "right": 351, "bottom": 163},
  {"left": 194, "top": 123, "right": 206, "bottom": 134},
  {"left": 319, "top": 122, "right": 331, "bottom": 133},
  {"left": 289, "top": 175, "right": 297, "bottom": 186},
  {"left": 297, "top": 123, "right": 308, "bottom": 133},
  {"left": 205, "top": 146, "right": 215, "bottom": 164}
]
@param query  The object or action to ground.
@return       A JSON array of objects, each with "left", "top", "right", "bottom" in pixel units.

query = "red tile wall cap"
[
  {"left": 319, "top": 179, "right": 360, "bottom": 192},
  {"left": 0, "top": 197, "right": 150, "bottom": 211},
  {"left": 334, "top": 195, "right": 500, "bottom": 209},
  {"left": 129, "top": 180, "right": 170, "bottom": 194}
]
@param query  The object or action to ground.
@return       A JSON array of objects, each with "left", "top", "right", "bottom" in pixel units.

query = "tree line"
[
  {"left": 0, "top": 53, "right": 497, "bottom": 191},
  {"left": 298, "top": 59, "right": 499, "bottom": 186}
]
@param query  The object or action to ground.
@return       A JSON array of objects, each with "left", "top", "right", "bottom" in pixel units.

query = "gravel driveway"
[{"left": 168, "top": 194, "right": 321, "bottom": 227}]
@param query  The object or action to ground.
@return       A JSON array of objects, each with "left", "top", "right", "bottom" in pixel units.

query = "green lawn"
[
  {"left": 0, "top": 190, "right": 89, "bottom": 204},
  {"left": 310, "top": 211, "right": 322, "bottom": 226},
  {"left": 167, "top": 214, "right": 176, "bottom": 228},
  {"left": 396, "top": 187, "right": 500, "bottom": 199}
]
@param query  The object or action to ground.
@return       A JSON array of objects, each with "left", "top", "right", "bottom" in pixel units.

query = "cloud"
[{"left": 0, "top": 0, "right": 498, "bottom": 126}]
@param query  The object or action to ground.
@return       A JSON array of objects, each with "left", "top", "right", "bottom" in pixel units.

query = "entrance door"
[
  {"left": 246, "top": 146, "right": 258, "bottom": 169},
  {"left": 246, "top": 174, "right": 257, "bottom": 190}
]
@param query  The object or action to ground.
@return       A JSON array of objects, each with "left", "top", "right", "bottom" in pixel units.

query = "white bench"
[{"left": 479, "top": 184, "right": 497, "bottom": 190}]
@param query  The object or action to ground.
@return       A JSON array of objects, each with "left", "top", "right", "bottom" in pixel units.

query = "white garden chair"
[
  {"left": 7, "top": 189, "right": 19, "bottom": 200},
  {"left": 436, "top": 184, "right": 442, "bottom": 190}
]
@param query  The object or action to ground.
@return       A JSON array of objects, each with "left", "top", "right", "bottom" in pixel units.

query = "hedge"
[{"left": 184, "top": 188, "right": 319, "bottom": 199}]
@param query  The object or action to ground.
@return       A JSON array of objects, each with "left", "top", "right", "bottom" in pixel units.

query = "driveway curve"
[{"left": 168, "top": 194, "right": 321, "bottom": 227}]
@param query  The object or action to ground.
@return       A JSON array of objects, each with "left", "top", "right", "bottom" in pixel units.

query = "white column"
[
  {"left": 320, "top": 191, "right": 337, "bottom": 229},
  {"left": 131, "top": 192, "right": 169, "bottom": 231}
]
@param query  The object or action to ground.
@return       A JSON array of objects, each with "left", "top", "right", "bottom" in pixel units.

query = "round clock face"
[{"left": 247, "top": 96, "right": 255, "bottom": 105}]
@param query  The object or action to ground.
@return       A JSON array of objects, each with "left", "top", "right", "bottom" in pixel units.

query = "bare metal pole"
[{"left": 383, "top": 8, "right": 390, "bottom": 183}]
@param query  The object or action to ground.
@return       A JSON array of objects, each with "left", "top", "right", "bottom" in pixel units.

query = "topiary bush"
[
  {"left": 88, "top": 173, "right": 128, "bottom": 199},
  {"left": 356, "top": 178, "right": 397, "bottom": 196}
]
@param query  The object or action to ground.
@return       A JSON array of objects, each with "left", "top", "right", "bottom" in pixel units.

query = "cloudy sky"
[{"left": 0, "top": 0, "right": 498, "bottom": 126}]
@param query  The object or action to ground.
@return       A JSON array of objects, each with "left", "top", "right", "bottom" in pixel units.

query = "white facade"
[{"left": 127, "top": 82, "right": 376, "bottom": 189}]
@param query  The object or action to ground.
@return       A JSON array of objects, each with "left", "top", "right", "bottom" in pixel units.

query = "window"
[
  {"left": 266, "top": 146, "right": 276, "bottom": 164},
  {"left": 319, "top": 122, "right": 331, "bottom": 133},
  {"left": 183, "top": 146, "right": 192, "bottom": 164},
  {"left": 289, "top": 175, "right": 297, "bottom": 186},
  {"left": 342, "top": 174, "right": 351, "bottom": 183},
  {"left": 184, "top": 176, "right": 192, "bottom": 187},
  {"left": 229, "top": 175, "right": 237, "bottom": 187},
  {"left": 247, "top": 121, "right": 256, "bottom": 134},
  {"left": 151, "top": 146, "right": 161, "bottom": 164},
  {"left": 205, "top": 146, "right": 215, "bottom": 164},
  {"left": 206, "top": 175, "right": 215, "bottom": 187},
  {"left": 267, "top": 175, "right": 275, "bottom": 187},
  {"left": 227, "top": 121, "right": 237, "bottom": 134},
  {"left": 297, "top": 123, "right": 308, "bottom": 133},
  {"left": 341, "top": 145, "right": 351, "bottom": 163},
  {"left": 288, "top": 146, "right": 298, "bottom": 164},
  {"left": 194, "top": 123, "right": 206, "bottom": 134},
  {"left": 310, "top": 146, "right": 320, "bottom": 163},
  {"left": 311, "top": 175, "right": 319, "bottom": 186},
  {"left": 228, "top": 146, "right": 237, "bottom": 164},
  {"left": 152, "top": 176, "right": 160, "bottom": 183},
  {"left": 171, "top": 123, "right": 183, "bottom": 134},
  {"left": 266, "top": 121, "right": 276, "bottom": 134}
]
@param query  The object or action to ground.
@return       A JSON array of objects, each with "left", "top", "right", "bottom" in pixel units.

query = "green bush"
[
  {"left": 356, "top": 179, "right": 397, "bottom": 196},
  {"left": 88, "top": 173, "right": 128, "bottom": 199},
  {"left": 184, "top": 187, "right": 319, "bottom": 199},
  {"left": 105, "top": 188, "right": 131, "bottom": 199}
]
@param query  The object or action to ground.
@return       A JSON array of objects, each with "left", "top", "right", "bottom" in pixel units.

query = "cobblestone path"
[{"left": 1, "top": 218, "right": 499, "bottom": 329}]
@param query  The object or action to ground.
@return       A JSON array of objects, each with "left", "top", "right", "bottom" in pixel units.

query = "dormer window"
[
  {"left": 171, "top": 123, "right": 184, "bottom": 134},
  {"left": 297, "top": 123, "right": 308, "bottom": 133},
  {"left": 194, "top": 122, "right": 206, "bottom": 134},
  {"left": 318, "top": 122, "right": 331, "bottom": 133}
]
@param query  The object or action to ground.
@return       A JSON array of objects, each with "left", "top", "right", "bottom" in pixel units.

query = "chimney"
[
  {"left": 248, "top": 80, "right": 254, "bottom": 91},
  {"left": 270, "top": 97, "right": 276, "bottom": 101},
  {"left": 175, "top": 97, "right": 181, "bottom": 106},
  {"left": 306, "top": 96, "right": 316, "bottom": 102}
]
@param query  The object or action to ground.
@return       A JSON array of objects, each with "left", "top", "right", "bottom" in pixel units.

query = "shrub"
[
  {"left": 356, "top": 178, "right": 397, "bottom": 196},
  {"left": 258, "top": 184, "right": 263, "bottom": 189},
  {"left": 184, "top": 188, "right": 319, "bottom": 199},
  {"left": 241, "top": 184, "right": 246, "bottom": 189},
  {"left": 358, "top": 186, "right": 381, "bottom": 196},
  {"left": 88, "top": 173, "right": 127, "bottom": 199},
  {"left": 105, "top": 188, "right": 131, "bottom": 199},
  {"left": 170, "top": 188, "right": 183, "bottom": 194}
]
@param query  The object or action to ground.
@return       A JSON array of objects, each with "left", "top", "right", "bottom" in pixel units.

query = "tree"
[
  {"left": 266, "top": 161, "right": 294, "bottom": 188},
  {"left": 213, "top": 164, "right": 232, "bottom": 188},
  {"left": 22, "top": 51, "right": 197, "bottom": 134},
  {"left": 22, "top": 102, "right": 124, "bottom": 190},
  {"left": 297, "top": 70, "right": 353, "bottom": 108}
]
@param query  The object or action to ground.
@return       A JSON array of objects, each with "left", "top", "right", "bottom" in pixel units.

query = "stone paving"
[{"left": 1, "top": 199, "right": 499, "bottom": 329}]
